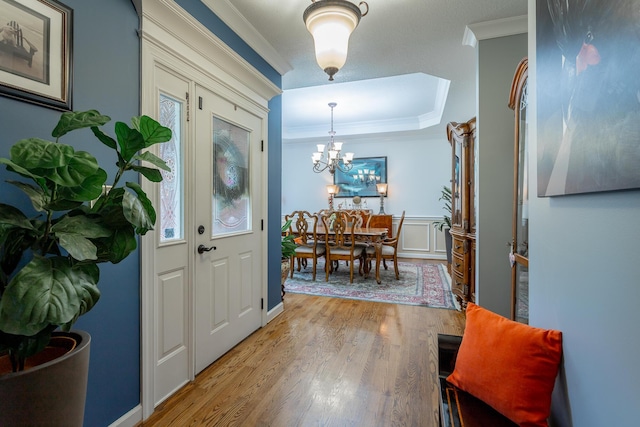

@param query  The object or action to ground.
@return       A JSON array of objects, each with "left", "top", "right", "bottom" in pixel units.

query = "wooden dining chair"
[
  {"left": 340, "top": 209, "right": 367, "bottom": 254},
  {"left": 316, "top": 208, "right": 331, "bottom": 219},
  {"left": 367, "top": 213, "right": 394, "bottom": 269},
  {"left": 285, "top": 210, "right": 325, "bottom": 281},
  {"left": 321, "top": 210, "right": 365, "bottom": 283},
  {"left": 366, "top": 210, "right": 405, "bottom": 280},
  {"left": 343, "top": 209, "right": 372, "bottom": 228}
]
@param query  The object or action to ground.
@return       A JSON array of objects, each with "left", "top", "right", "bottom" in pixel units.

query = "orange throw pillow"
[{"left": 446, "top": 303, "right": 562, "bottom": 427}]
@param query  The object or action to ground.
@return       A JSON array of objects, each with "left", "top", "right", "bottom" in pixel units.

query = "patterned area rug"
[{"left": 284, "top": 259, "right": 458, "bottom": 309}]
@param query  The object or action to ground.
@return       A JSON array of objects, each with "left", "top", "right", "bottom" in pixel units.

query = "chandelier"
[
  {"left": 312, "top": 102, "right": 354, "bottom": 175},
  {"left": 303, "top": 0, "right": 369, "bottom": 81}
]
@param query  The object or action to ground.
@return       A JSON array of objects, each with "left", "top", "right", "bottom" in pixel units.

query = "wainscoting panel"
[
  {"left": 399, "top": 220, "right": 430, "bottom": 254},
  {"left": 434, "top": 227, "right": 448, "bottom": 254},
  {"left": 395, "top": 215, "right": 446, "bottom": 260}
]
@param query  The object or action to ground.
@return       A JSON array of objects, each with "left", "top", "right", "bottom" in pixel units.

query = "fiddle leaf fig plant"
[{"left": 0, "top": 110, "right": 171, "bottom": 372}]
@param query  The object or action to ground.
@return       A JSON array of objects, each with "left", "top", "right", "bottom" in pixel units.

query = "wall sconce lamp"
[
  {"left": 327, "top": 184, "right": 340, "bottom": 210},
  {"left": 376, "top": 183, "right": 388, "bottom": 214},
  {"left": 303, "top": 0, "right": 369, "bottom": 81}
]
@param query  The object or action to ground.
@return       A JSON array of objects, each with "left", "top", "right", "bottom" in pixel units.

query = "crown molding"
[
  {"left": 283, "top": 77, "right": 450, "bottom": 140},
  {"left": 201, "top": 0, "right": 293, "bottom": 76},
  {"left": 419, "top": 79, "right": 450, "bottom": 128},
  {"left": 284, "top": 115, "right": 436, "bottom": 140},
  {"left": 463, "top": 15, "right": 527, "bottom": 47},
  {"left": 141, "top": 0, "right": 281, "bottom": 102}
]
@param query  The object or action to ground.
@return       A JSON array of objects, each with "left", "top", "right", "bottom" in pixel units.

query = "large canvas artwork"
[
  {"left": 334, "top": 156, "right": 387, "bottom": 198},
  {"left": 536, "top": 0, "right": 640, "bottom": 196}
]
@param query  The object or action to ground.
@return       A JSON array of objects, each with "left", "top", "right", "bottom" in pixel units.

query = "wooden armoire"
[
  {"left": 508, "top": 58, "right": 529, "bottom": 323},
  {"left": 446, "top": 118, "right": 476, "bottom": 307}
]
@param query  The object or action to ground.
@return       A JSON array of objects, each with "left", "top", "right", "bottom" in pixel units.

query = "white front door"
[
  {"left": 147, "top": 68, "right": 266, "bottom": 407},
  {"left": 151, "top": 65, "right": 192, "bottom": 406},
  {"left": 193, "top": 84, "right": 264, "bottom": 374}
]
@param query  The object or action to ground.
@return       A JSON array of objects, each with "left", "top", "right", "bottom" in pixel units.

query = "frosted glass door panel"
[
  {"left": 159, "top": 94, "right": 184, "bottom": 242},
  {"left": 212, "top": 116, "right": 251, "bottom": 236}
]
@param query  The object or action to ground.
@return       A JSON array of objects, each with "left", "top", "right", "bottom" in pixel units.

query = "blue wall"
[
  {"left": 267, "top": 96, "right": 284, "bottom": 307},
  {"left": 0, "top": 1, "right": 140, "bottom": 425},
  {"left": 0, "top": 0, "right": 282, "bottom": 425}
]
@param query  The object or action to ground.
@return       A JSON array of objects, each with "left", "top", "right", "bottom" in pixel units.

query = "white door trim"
[{"left": 139, "top": 0, "right": 280, "bottom": 420}]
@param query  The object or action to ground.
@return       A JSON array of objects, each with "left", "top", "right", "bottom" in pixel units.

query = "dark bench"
[{"left": 437, "top": 334, "right": 517, "bottom": 427}]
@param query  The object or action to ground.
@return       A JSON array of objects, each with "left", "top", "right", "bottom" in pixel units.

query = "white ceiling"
[{"left": 204, "top": 0, "right": 528, "bottom": 139}]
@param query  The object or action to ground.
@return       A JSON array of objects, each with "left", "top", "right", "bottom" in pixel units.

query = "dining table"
[{"left": 316, "top": 225, "right": 389, "bottom": 284}]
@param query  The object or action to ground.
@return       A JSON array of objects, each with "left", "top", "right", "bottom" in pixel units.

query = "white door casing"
[{"left": 140, "top": 0, "right": 280, "bottom": 420}]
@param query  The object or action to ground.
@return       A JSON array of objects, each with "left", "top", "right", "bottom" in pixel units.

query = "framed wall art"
[
  {"left": 334, "top": 156, "right": 387, "bottom": 198},
  {"left": 0, "top": 0, "right": 73, "bottom": 110},
  {"left": 536, "top": 0, "right": 640, "bottom": 196}
]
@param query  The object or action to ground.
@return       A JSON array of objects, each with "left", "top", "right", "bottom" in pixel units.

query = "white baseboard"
[
  {"left": 267, "top": 300, "right": 284, "bottom": 323},
  {"left": 109, "top": 404, "right": 142, "bottom": 427},
  {"left": 398, "top": 252, "right": 447, "bottom": 260}
]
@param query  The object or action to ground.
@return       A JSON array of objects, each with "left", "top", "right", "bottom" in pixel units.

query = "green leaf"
[
  {"left": 94, "top": 187, "right": 129, "bottom": 228},
  {"left": 55, "top": 167, "right": 107, "bottom": 202},
  {"left": 52, "top": 215, "right": 110, "bottom": 237},
  {"left": 10, "top": 138, "right": 72, "bottom": 169},
  {"left": 45, "top": 150, "right": 100, "bottom": 187},
  {"left": 0, "top": 257, "right": 100, "bottom": 336},
  {"left": 127, "top": 182, "right": 156, "bottom": 227},
  {"left": 137, "top": 115, "right": 172, "bottom": 147},
  {"left": 95, "top": 227, "right": 137, "bottom": 263},
  {"left": 131, "top": 116, "right": 141, "bottom": 131},
  {"left": 115, "top": 122, "right": 145, "bottom": 162},
  {"left": 116, "top": 151, "right": 127, "bottom": 170},
  {"left": 131, "top": 165, "right": 163, "bottom": 182},
  {"left": 133, "top": 151, "right": 171, "bottom": 171},
  {"left": 51, "top": 110, "right": 111, "bottom": 138},
  {"left": 56, "top": 234, "right": 99, "bottom": 261},
  {"left": 52, "top": 214, "right": 113, "bottom": 261},
  {"left": 6, "top": 181, "right": 47, "bottom": 212},
  {"left": 52, "top": 215, "right": 111, "bottom": 238},
  {"left": 44, "top": 199, "right": 84, "bottom": 212},
  {"left": 0, "top": 204, "right": 36, "bottom": 231},
  {"left": 0, "top": 228, "right": 37, "bottom": 281},
  {"left": 122, "top": 187, "right": 154, "bottom": 235},
  {"left": 90, "top": 126, "right": 117, "bottom": 149},
  {"left": 0, "top": 158, "right": 42, "bottom": 183},
  {"left": 29, "top": 148, "right": 99, "bottom": 187}
]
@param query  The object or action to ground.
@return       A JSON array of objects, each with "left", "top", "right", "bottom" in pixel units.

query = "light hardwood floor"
[{"left": 140, "top": 286, "right": 465, "bottom": 427}]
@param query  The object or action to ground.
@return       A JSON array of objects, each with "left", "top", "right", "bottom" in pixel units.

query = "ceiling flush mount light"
[
  {"left": 303, "top": 0, "right": 369, "bottom": 81},
  {"left": 312, "top": 102, "right": 354, "bottom": 175}
]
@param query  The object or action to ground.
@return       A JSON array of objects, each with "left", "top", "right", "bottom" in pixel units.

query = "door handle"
[{"left": 197, "top": 244, "right": 216, "bottom": 254}]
